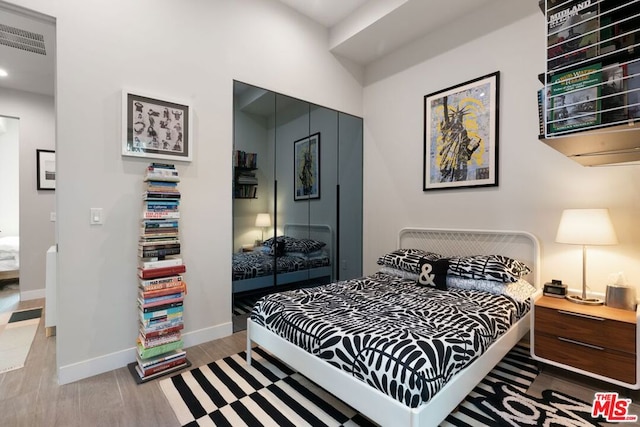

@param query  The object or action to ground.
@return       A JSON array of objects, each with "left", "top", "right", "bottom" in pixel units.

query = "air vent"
[{"left": 0, "top": 23, "right": 46, "bottom": 55}]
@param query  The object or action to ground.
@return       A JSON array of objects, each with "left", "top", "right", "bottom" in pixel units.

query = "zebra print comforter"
[
  {"left": 250, "top": 272, "right": 531, "bottom": 408},
  {"left": 232, "top": 251, "right": 330, "bottom": 281}
]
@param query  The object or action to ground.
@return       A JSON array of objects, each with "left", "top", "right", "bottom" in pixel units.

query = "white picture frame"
[{"left": 121, "top": 89, "right": 193, "bottom": 162}]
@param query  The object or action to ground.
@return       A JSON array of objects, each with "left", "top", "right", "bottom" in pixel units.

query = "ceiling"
[
  {"left": 275, "top": 0, "right": 369, "bottom": 27},
  {"left": 0, "top": 3, "right": 55, "bottom": 97},
  {"left": 0, "top": 0, "right": 526, "bottom": 98},
  {"left": 277, "top": 0, "right": 500, "bottom": 65}
]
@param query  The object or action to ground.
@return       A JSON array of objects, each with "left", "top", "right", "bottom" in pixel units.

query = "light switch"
[
  {"left": 50, "top": 212, "right": 56, "bottom": 222},
  {"left": 90, "top": 208, "right": 103, "bottom": 225}
]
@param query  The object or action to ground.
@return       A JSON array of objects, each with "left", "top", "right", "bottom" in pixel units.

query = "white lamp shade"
[
  {"left": 555, "top": 209, "right": 618, "bottom": 245},
  {"left": 255, "top": 213, "right": 271, "bottom": 228}
]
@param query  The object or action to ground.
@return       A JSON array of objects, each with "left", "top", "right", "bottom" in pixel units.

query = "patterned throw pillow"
[
  {"left": 263, "top": 236, "right": 326, "bottom": 254},
  {"left": 416, "top": 258, "right": 450, "bottom": 290},
  {"left": 376, "top": 249, "right": 442, "bottom": 275},
  {"left": 447, "top": 255, "right": 531, "bottom": 283},
  {"left": 379, "top": 267, "right": 536, "bottom": 302}
]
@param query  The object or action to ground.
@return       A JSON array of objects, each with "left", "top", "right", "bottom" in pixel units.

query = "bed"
[
  {"left": 232, "top": 224, "right": 333, "bottom": 294},
  {"left": 0, "top": 235, "right": 19, "bottom": 283},
  {"left": 246, "top": 228, "right": 540, "bottom": 427}
]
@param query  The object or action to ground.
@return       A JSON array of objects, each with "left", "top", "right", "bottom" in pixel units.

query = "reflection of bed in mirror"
[
  {"left": 0, "top": 236, "right": 20, "bottom": 283},
  {"left": 232, "top": 224, "right": 332, "bottom": 294}
]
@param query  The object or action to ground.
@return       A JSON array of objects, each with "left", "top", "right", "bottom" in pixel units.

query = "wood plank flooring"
[
  {"left": 1, "top": 286, "right": 638, "bottom": 427},
  {"left": 0, "top": 287, "right": 246, "bottom": 427}
]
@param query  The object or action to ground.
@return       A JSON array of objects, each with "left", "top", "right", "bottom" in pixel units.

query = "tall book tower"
[{"left": 128, "top": 162, "right": 191, "bottom": 383}]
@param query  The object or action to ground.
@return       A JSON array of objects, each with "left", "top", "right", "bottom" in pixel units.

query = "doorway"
[
  {"left": 0, "top": 116, "right": 20, "bottom": 311},
  {"left": 0, "top": 3, "right": 56, "bottom": 314}
]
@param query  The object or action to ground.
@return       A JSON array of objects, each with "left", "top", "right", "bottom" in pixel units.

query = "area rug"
[
  {"left": 160, "top": 343, "right": 603, "bottom": 426},
  {"left": 467, "top": 382, "right": 606, "bottom": 426},
  {"left": 0, "top": 307, "right": 42, "bottom": 374},
  {"left": 232, "top": 294, "right": 261, "bottom": 317}
]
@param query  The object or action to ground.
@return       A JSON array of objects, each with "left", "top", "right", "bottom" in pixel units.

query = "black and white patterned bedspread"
[
  {"left": 250, "top": 272, "right": 531, "bottom": 408},
  {"left": 232, "top": 252, "right": 330, "bottom": 281}
]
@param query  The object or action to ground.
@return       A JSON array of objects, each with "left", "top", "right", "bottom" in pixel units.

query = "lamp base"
[{"left": 565, "top": 294, "right": 604, "bottom": 306}]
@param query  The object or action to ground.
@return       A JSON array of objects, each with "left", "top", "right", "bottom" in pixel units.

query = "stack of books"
[
  {"left": 145, "top": 162, "right": 180, "bottom": 182},
  {"left": 129, "top": 163, "right": 190, "bottom": 384},
  {"left": 233, "top": 150, "right": 257, "bottom": 169}
]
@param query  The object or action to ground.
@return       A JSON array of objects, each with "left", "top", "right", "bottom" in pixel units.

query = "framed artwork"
[
  {"left": 121, "top": 90, "right": 192, "bottom": 162},
  {"left": 423, "top": 71, "right": 499, "bottom": 191},
  {"left": 36, "top": 149, "right": 56, "bottom": 190},
  {"left": 294, "top": 132, "right": 320, "bottom": 201}
]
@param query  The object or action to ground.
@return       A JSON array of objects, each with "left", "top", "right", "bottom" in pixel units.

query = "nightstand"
[{"left": 532, "top": 295, "right": 639, "bottom": 389}]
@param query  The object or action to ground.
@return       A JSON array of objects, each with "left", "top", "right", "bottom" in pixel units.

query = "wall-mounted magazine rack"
[{"left": 538, "top": 0, "right": 640, "bottom": 166}]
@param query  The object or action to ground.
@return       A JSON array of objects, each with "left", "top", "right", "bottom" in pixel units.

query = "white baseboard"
[
  {"left": 57, "top": 321, "right": 233, "bottom": 385},
  {"left": 58, "top": 345, "right": 135, "bottom": 385},
  {"left": 20, "top": 288, "right": 46, "bottom": 301}
]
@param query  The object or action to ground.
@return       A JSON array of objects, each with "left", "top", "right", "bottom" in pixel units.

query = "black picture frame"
[
  {"left": 294, "top": 132, "right": 320, "bottom": 201},
  {"left": 122, "top": 90, "right": 192, "bottom": 162},
  {"left": 36, "top": 149, "right": 55, "bottom": 191},
  {"left": 423, "top": 71, "right": 500, "bottom": 191}
]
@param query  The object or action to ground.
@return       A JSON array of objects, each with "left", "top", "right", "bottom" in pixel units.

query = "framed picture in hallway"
[
  {"left": 122, "top": 90, "right": 193, "bottom": 162},
  {"left": 294, "top": 133, "right": 320, "bottom": 201},
  {"left": 36, "top": 149, "right": 56, "bottom": 190},
  {"left": 423, "top": 71, "right": 499, "bottom": 191}
]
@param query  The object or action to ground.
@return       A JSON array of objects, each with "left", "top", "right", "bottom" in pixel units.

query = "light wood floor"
[
  {"left": 0, "top": 287, "right": 246, "bottom": 427},
  {"left": 1, "top": 286, "right": 638, "bottom": 427}
]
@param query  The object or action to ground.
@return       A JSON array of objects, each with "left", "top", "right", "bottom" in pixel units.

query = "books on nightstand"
[{"left": 128, "top": 163, "right": 191, "bottom": 384}]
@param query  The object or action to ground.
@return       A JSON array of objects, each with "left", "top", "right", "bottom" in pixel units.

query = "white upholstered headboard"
[{"left": 398, "top": 228, "right": 540, "bottom": 287}]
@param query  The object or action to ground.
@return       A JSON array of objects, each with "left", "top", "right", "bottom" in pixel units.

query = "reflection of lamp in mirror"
[
  {"left": 255, "top": 213, "right": 271, "bottom": 244},
  {"left": 555, "top": 208, "right": 618, "bottom": 305}
]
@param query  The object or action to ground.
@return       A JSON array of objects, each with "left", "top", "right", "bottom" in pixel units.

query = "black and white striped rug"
[
  {"left": 161, "top": 343, "right": 584, "bottom": 426},
  {"left": 232, "top": 294, "right": 261, "bottom": 317}
]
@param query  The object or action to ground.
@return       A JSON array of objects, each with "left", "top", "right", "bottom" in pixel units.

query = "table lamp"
[
  {"left": 255, "top": 213, "right": 271, "bottom": 243},
  {"left": 555, "top": 208, "right": 618, "bottom": 305}
]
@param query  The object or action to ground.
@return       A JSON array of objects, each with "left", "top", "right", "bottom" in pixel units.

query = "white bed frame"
[{"left": 246, "top": 228, "right": 541, "bottom": 427}]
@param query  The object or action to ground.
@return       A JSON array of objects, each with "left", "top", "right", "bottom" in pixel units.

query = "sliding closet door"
[
  {"left": 232, "top": 81, "right": 275, "bottom": 254},
  {"left": 337, "top": 112, "right": 363, "bottom": 280},
  {"left": 233, "top": 81, "right": 362, "bottom": 298},
  {"left": 309, "top": 105, "right": 338, "bottom": 283},
  {"left": 274, "top": 93, "right": 311, "bottom": 285}
]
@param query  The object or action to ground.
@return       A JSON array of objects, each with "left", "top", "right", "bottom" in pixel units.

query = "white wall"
[
  {"left": 362, "top": 11, "right": 640, "bottom": 294},
  {"left": 0, "top": 88, "right": 55, "bottom": 299},
  {"left": 6, "top": 0, "right": 363, "bottom": 383},
  {"left": 0, "top": 117, "right": 19, "bottom": 235}
]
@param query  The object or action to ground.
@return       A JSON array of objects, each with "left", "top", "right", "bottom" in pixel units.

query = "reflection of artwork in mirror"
[
  {"left": 122, "top": 90, "right": 192, "bottom": 162},
  {"left": 36, "top": 149, "right": 55, "bottom": 190},
  {"left": 294, "top": 133, "right": 320, "bottom": 201}
]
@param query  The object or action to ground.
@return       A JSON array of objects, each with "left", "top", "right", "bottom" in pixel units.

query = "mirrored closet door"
[{"left": 232, "top": 81, "right": 363, "bottom": 331}]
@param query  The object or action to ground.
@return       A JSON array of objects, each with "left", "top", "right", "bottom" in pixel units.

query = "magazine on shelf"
[
  {"left": 627, "top": 59, "right": 640, "bottom": 119},
  {"left": 547, "top": 0, "right": 599, "bottom": 70},
  {"left": 600, "top": 63, "right": 627, "bottom": 124},
  {"left": 549, "top": 63, "right": 602, "bottom": 133}
]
